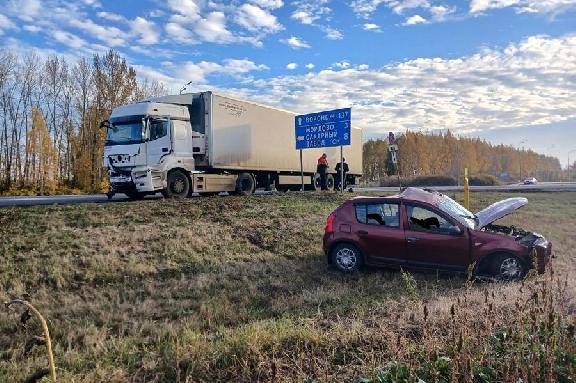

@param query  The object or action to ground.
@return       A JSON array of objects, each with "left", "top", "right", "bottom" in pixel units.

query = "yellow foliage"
[{"left": 26, "top": 108, "right": 59, "bottom": 195}]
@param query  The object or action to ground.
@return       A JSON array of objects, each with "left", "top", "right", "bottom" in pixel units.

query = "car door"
[
  {"left": 146, "top": 118, "right": 171, "bottom": 166},
  {"left": 353, "top": 201, "right": 407, "bottom": 266},
  {"left": 403, "top": 203, "right": 470, "bottom": 271}
]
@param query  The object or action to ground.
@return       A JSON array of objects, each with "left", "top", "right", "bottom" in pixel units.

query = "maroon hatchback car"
[{"left": 323, "top": 188, "right": 552, "bottom": 280}]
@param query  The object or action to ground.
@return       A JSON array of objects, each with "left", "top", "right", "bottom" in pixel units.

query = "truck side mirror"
[{"left": 99, "top": 120, "right": 110, "bottom": 129}]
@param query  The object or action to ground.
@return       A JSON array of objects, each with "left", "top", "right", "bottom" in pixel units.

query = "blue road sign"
[{"left": 295, "top": 107, "right": 351, "bottom": 150}]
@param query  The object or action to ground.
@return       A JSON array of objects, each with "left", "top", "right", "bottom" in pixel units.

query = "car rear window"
[{"left": 355, "top": 203, "right": 400, "bottom": 227}]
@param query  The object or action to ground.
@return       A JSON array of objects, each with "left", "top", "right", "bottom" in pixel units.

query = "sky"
[{"left": 1, "top": 0, "right": 575, "bottom": 166}]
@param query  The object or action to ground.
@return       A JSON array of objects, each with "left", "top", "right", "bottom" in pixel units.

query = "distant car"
[
  {"left": 523, "top": 177, "right": 537, "bottom": 185},
  {"left": 323, "top": 187, "right": 551, "bottom": 280}
]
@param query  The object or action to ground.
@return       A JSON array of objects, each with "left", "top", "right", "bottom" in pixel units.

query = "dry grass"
[{"left": 0, "top": 191, "right": 574, "bottom": 382}]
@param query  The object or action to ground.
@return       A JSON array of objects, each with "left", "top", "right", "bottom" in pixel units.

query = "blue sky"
[{"left": 1, "top": 0, "right": 575, "bottom": 165}]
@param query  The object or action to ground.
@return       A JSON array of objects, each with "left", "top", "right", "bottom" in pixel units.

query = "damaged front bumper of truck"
[{"left": 108, "top": 167, "right": 160, "bottom": 196}]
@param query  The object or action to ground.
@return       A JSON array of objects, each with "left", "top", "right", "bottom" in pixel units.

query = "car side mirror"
[{"left": 448, "top": 225, "right": 462, "bottom": 235}]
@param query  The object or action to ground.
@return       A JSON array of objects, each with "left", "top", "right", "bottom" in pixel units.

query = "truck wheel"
[
  {"left": 164, "top": 170, "right": 190, "bottom": 198},
  {"left": 326, "top": 174, "right": 335, "bottom": 191},
  {"left": 235, "top": 173, "right": 255, "bottom": 196},
  {"left": 313, "top": 173, "right": 322, "bottom": 191}
]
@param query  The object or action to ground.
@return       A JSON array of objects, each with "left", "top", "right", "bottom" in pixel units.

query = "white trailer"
[{"left": 102, "top": 91, "right": 362, "bottom": 198}]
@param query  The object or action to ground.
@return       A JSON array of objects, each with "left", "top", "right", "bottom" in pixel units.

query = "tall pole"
[
  {"left": 340, "top": 145, "right": 344, "bottom": 192},
  {"left": 518, "top": 139, "right": 527, "bottom": 181},
  {"left": 300, "top": 149, "right": 304, "bottom": 191}
]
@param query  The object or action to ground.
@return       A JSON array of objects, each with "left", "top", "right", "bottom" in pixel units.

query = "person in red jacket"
[{"left": 317, "top": 153, "right": 329, "bottom": 190}]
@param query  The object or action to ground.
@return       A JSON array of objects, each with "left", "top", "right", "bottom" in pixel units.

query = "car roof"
[{"left": 350, "top": 187, "right": 443, "bottom": 205}]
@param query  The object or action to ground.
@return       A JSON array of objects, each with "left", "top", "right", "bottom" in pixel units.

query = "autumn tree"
[{"left": 26, "top": 108, "right": 58, "bottom": 194}]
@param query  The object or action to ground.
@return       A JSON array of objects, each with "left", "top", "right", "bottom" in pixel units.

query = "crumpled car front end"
[{"left": 482, "top": 223, "right": 552, "bottom": 274}]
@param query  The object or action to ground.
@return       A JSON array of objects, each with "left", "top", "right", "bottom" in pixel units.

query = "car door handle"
[
  {"left": 162, "top": 147, "right": 169, "bottom": 153},
  {"left": 357, "top": 230, "right": 368, "bottom": 235},
  {"left": 406, "top": 237, "right": 419, "bottom": 243}
]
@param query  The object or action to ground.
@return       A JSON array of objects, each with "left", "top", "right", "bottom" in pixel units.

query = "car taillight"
[{"left": 325, "top": 214, "right": 335, "bottom": 234}]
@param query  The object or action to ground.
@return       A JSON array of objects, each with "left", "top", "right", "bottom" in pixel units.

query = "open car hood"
[{"left": 476, "top": 197, "right": 528, "bottom": 229}]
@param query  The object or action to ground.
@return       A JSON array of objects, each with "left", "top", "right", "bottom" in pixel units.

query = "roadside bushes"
[
  {"left": 364, "top": 174, "right": 502, "bottom": 187},
  {"left": 469, "top": 174, "right": 502, "bottom": 186},
  {"left": 377, "top": 175, "right": 458, "bottom": 187}
]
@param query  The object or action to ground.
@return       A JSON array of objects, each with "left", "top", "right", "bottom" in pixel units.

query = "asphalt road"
[{"left": 0, "top": 182, "right": 574, "bottom": 208}]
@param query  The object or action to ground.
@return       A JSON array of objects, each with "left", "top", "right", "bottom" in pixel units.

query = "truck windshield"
[{"left": 106, "top": 121, "right": 144, "bottom": 146}]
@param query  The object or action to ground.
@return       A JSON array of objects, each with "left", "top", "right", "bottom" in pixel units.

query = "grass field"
[{"left": 0, "top": 191, "right": 575, "bottom": 382}]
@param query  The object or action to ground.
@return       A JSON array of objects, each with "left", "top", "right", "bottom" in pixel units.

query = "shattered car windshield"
[
  {"left": 437, "top": 195, "right": 476, "bottom": 229},
  {"left": 106, "top": 120, "right": 144, "bottom": 146}
]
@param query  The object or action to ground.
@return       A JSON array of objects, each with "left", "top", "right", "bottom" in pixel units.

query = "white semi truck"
[{"left": 101, "top": 91, "right": 362, "bottom": 199}]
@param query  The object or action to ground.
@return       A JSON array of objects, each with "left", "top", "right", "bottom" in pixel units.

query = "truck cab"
[{"left": 103, "top": 101, "right": 202, "bottom": 198}]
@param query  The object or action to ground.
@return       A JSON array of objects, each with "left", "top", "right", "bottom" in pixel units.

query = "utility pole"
[{"left": 518, "top": 139, "right": 527, "bottom": 181}]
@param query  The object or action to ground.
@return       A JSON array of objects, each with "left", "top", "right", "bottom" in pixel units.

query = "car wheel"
[
  {"left": 491, "top": 253, "right": 525, "bottom": 281},
  {"left": 164, "top": 170, "right": 190, "bottom": 198},
  {"left": 331, "top": 243, "right": 363, "bottom": 273}
]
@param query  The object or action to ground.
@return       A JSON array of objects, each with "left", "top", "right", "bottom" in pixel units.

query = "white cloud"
[
  {"left": 291, "top": 0, "right": 331, "bottom": 24},
  {"left": 0, "top": 14, "right": 15, "bottom": 34},
  {"left": 194, "top": 12, "right": 234, "bottom": 43},
  {"left": 130, "top": 17, "right": 160, "bottom": 45},
  {"left": 291, "top": 0, "right": 341, "bottom": 39},
  {"left": 333, "top": 61, "right": 351, "bottom": 69},
  {"left": 280, "top": 36, "right": 311, "bottom": 49},
  {"left": 470, "top": 0, "right": 576, "bottom": 14},
  {"left": 9, "top": 0, "right": 41, "bottom": 21},
  {"left": 286, "top": 62, "right": 298, "bottom": 70},
  {"left": 235, "top": 3, "right": 283, "bottom": 32},
  {"left": 166, "top": 22, "right": 196, "bottom": 43},
  {"left": 322, "top": 26, "right": 343, "bottom": 39},
  {"left": 23, "top": 25, "right": 41, "bottom": 33},
  {"left": 68, "top": 18, "right": 127, "bottom": 46},
  {"left": 403, "top": 14, "right": 427, "bottom": 25},
  {"left": 178, "top": 58, "right": 269, "bottom": 83},
  {"left": 52, "top": 30, "right": 87, "bottom": 48},
  {"left": 249, "top": 0, "right": 284, "bottom": 9},
  {"left": 363, "top": 23, "right": 382, "bottom": 31},
  {"left": 167, "top": 0, "right": 201, "bottom": 20},
  {"left": 350, "top": 0, "right": 455, "bottom": 22},
  {"left": 305, "top": 63, "right": 315, "bottom": 69},
  {"left": 97, "top": 11, "right": 125, "bottom": 22}
]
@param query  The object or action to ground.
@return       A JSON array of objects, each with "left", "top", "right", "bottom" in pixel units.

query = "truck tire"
[
  {"left": 164, "top": 170, "right": 190, "bottom": 198},
  {"left": 234, "top": 173, "right": 256, "bottom": 196},
  {"left": 313, "top": 173, "right": 322, "bottom": 191},
  {"left": 326, "top": 174, "right": 335, "bottom": 191}
]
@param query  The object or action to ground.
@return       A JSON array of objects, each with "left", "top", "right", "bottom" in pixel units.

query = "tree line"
[
  {"left": 363, "top": 131, "right": 563, "bottom": 183},
  {"left": 0, "top": 49, "right": 166, "bottom": 195}
]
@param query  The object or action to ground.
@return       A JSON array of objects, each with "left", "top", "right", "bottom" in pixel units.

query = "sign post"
[
  {"left": 295, "top": 108, "right": 351, "bottom": 191},
  {"left": 388, "top": 132, "right": 400, "bottom": 189},
  {"left": 300, "top": 150, "right": 304, "bottom": 191}
]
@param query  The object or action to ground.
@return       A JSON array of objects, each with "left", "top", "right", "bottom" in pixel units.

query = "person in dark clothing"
[
  {"left": 317, "top": 153, "right": 328, "bottom": 190},
  {"left": 335, "top": 158, "right": 349, "bottom": 190}
]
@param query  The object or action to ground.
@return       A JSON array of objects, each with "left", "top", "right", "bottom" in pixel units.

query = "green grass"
[{"left": 0, "top": 191, "right": 574, "bottom": 382}]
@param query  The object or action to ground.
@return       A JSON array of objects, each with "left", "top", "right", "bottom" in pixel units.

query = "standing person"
[
  {"left": 317, "top": 153, "right": 329, "bottom": 190},
  {"left": 335, "top": 157, "right": 349, "bottom": 190}
]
